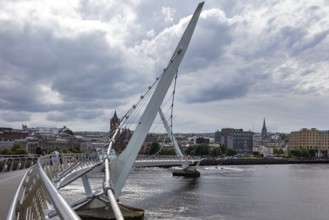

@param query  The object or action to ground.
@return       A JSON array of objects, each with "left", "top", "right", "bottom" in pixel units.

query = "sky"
[{"left": 1, "top": 0, "right": 329, "bottom": 134}]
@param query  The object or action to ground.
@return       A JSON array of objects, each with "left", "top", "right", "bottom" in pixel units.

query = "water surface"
[{"left": 62, "top": 164, "right": 329, "bottom": 220}]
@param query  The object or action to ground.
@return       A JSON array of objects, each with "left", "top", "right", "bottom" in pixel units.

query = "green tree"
[
  {"left": 290, "top": 148, "right": 314, "bottom": 158},
  {"left": 309, "top": 149, "right": 316, "bottom": 157},
  {"left": 220, "top": 145, "right": 227, "bottom": 155},
  {"left": 273, "top": 148, "right": 284, "bottom": 155},
  {"left": 185, "top": 145, "right": 197, "bottom": 155},
  {"left": 69, "top": 148, "right": 79, "bottom": 153},
  {"left": 300, "top": 148, "right": 310, "bottom": 157},
  {"left": 149, "top": 142, "right": 160, "bottom": 155},
  {"left": 195, "top": 144, "right": 210, "bottom": 156},
  {"left": 210, "top": 147, "right": 222, "bottom": 157},
  {"left": 62, "top": 149, "right": 69, "bottom": 154},
  {"left": 290, "top": 149, "right": 301, "bottom": 157},
  {"left": 35, "top": 147, "right": 43, "bottom": 155},
  {"left": 253, "top": 151, "right": 260, "bottom": 157},
  {"left": 185, "top": 145, "right": 211, "bottom": 156},
  {"left": 1, "top": 148, "right": 11, "bottom": 155},
  {"left": 226, "top": 149, "right": 237, "bottom": 156},
  {"left": 159, "top": 148, "right": 176, "bottom": 155},
  {"left": 11, "top": 142, "right": 28, "bottom": 155}
]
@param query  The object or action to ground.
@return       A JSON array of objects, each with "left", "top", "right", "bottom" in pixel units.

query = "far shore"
[{"left": 200, "top": 158, "right": 329, "bottom": 166}]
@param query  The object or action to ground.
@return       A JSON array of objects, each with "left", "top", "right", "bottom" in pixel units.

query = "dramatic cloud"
[{"left": 1, "top": 0, "right": 329, "bottom": 133}]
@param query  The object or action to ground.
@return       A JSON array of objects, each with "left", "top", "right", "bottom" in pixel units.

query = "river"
[{"left": 61, "top": 164, "right": 329, "bottom": 220}]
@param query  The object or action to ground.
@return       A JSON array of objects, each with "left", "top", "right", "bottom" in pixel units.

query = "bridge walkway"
[{"left": 0, "top": 170, "right": 26, "bottom": 216}]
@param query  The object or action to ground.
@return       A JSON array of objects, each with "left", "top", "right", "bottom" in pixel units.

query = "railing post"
[
  {"left": 1, "top": 159, "right": 7, "bottom": 172},
  {"left": 9, "top": 158, "right": 14, "bottom": 171}
]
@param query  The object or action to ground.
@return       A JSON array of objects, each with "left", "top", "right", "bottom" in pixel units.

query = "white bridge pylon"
[{"left": 110, "top": 2, "right": 204, "bottom": 198}]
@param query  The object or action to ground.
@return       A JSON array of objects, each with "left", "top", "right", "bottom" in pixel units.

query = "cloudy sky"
[{"left": 1, "top": 0, "right": 329, "bottom": 134}]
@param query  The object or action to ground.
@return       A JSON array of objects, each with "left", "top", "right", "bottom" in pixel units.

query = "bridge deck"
[{"left": 0, "top": 170, "right": 26, "bottom": 217}]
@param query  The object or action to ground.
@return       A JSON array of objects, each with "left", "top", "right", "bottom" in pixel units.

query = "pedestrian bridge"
[
  {"left": 1, "top": 153, "right": 201, "bottom": 219},
  {"left": 3, "top": 2, "right": 204, "bottom": 219}
]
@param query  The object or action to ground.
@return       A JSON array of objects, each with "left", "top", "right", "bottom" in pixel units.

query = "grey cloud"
[
  {"left": 188, "top": 83, "right": 249, "bottom": 103},
  {"left": 183, "top": 69, "right": 252, "bottom": 103},
  {"left": 1, "top": 0, "right": 329, "bottom": 132},
  {"left": 182, "top": 14, "right": 232, "bottom": 72},
  {"left": 47, "top": 109, "right": 103, "bottom": 122},
  {"left": 0, "top": 111, "right": 31, "bottom": 122},
  {"left": 47, "top": 112, "right": 68, "bottom": 122},
  {"left": 290, "top": 30, "right": 329, "bottom": 55},
  {"left": 0, "top": 18, "right": 145, "bottom": 115}
]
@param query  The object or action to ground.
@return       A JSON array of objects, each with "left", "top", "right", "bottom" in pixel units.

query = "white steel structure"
[
  {"left": 110, "top": 2, "right": 204, "bottom": 197},
  {"left": 7, "top": 2, "right": 204, "bottom": 219}
]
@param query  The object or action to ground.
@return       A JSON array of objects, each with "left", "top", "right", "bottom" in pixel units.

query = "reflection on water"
[{"left": 61, "top": 164, "right": 329, "bottom": 220}]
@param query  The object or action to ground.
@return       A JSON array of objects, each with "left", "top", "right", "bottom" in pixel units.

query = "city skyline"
[{"left": 1, "top": 0, "right": 329, "bottom": 133}]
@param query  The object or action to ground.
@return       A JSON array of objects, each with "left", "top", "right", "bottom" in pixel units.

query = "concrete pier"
[
  {"left": 172, "top": 166, "right": 200, "bottom": 177},
  {"left": 75, "top": 196, "right": 144, "bottom": 220}
]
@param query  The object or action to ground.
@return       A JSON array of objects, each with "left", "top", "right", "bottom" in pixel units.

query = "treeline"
[
  {"left": 147, "top": 142, "right": 176, "bottom": 155},
  {"left": 0, "top": 142, "right": 83, "bottom": 155},
  {"left": 0, "top": 142, "right": 28, "bottom": 155},
  {"left": 185, "top": 144, "right": 237, "bottom": 157},
  {"left": 34, "top": 147, "right": 83, "bottom": 155},
  {"left": 146, "top": 142, "right": 237, "bottom": 157},
  {"left": 290, "top": 148, "right": 316, "bottom": 158}
]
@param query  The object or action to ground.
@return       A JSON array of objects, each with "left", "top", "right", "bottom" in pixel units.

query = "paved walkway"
[{"left": 0, "top": 170, "right": 27, "bottom": 217}]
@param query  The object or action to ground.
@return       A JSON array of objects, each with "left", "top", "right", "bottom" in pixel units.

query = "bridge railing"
[
  {"left": 7, "top": 153, "right": 102, "bottom": 220},
  {"left": 0, "top": 155, "right": 38, "bottom": 173}
]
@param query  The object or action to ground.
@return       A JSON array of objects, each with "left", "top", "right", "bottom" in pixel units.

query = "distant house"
[{"left": 0, "top": 128, "right": 28, "bottom": 149}]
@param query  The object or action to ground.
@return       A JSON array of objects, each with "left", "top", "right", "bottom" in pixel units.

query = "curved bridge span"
[{"left": 6, "top": 2, "right": 204, "bottom": 219}]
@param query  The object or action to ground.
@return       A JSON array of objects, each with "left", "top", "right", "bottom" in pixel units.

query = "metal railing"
[
  {"left": 7, "top": 153, "right": 103, "bottom": 220},
  {"left": 0, "top": 155, "right": 38, "bottom": 173}
]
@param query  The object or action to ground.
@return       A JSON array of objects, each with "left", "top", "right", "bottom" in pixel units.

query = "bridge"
[{"left": 2, "top": 2, "right": 204, "bottom": 219}]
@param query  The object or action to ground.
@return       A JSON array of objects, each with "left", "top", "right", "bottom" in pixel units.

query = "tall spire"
[
  {"left": 112, "top": 111, "right": 119, "bottom": 121},
  {"left": 261, "top": 117, "right": 267, "bottom": 140},
  {"left": 110, "top": 111, "right": 120, "bottom": 132}
]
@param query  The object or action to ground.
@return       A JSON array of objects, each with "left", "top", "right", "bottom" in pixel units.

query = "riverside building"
[
  {"left": 288, "top": 128, "right": 329, "bottom": 158},
  {"left": 215, "top": 128, "right": 253, "bottom": 155}
]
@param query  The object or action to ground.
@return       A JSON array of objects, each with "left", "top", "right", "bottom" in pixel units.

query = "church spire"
[
  {"left": 261, "top": 118, "right": 267, "bottom": 140},
  {"left": 110, "top": 111, "right": 120, "bottom": 132}
]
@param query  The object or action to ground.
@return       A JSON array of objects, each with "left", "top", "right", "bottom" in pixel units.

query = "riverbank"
[{"left": 200, "top": 158, "right": 329, "bottom": 166}]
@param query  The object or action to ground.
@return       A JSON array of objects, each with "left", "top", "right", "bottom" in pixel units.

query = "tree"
[
  {"left": 149, "top": 142, "right": 160, "bottom": 155},
  {"left": 253, "top": 151, "right": 260, "bottom": 157},
  {"left": 11, "top": 142, "right": 28, "bottom": 155},
  {"left": 210, "top": 147, "right": 222, "bottom": 157},
  {"left": 1, "top": 148, "right": 11, "bottom": 155},
  {"left": 195, "top": 144, "right": 210, "bottom": 156},
  {"left": 35, "top": 147, "right": 43, "bottom": 155},
  {"left": 220, "top": 145, "right": 227, "bottom": 155},
  {"left": 300, "top": 148, "right": 310, "bottom": 157},
  {"left": 159, "top": 148, "right": 176, "bottom": 155},
  {"left": 69, "top": 148, "right": 79, "bottom": 153},
  {"left": 273, "top": 148, "right": 284, "bottom": 155},
  {"left": 185, "top": 145, "right": 210, "bottom": 156},
  {"left": 309, "top": 149, "right": 316, "bottom": 158},
  {"left": 185, "top": 145, "right": 197, "bottom": 155},
  {"left": 226, "top": 149, "right": 237, "bottom": 156},
  {"left": 290, "top": 148, "right": 314, "bottom": 158}
]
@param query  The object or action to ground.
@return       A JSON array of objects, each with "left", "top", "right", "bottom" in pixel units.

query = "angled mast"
[{"left": 110, "top": 2, "right": 204, "bottom": 198}]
